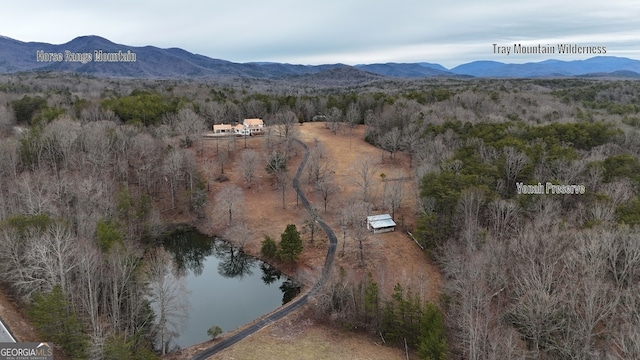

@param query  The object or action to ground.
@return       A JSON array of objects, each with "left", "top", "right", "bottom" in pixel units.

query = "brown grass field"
[{"left": 169, "top": 122, "right": 442, "bottom": 360}]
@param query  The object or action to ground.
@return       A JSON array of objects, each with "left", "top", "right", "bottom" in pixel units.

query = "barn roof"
[
  {"left": 367, "top": 214, "right": 396, "bottom": 229},
  {"left": 367, "top": 214, "right": 392, "bottom": 222},
  {"left": 370, "top": 218, "right": 396, "bottom": 228}
]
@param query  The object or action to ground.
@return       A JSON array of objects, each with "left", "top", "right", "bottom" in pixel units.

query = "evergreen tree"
[
  {"left": 95, "top": 219, "right": 124, "bottom": 252},
  {"left": 28, "top": 285, "right": 89, "bottom": 359},
  {"left": 103, "top": 333, "right": 159, "bottom": 360},
  {"left": 363, "top": 272, "right": 379, "bottom": 328},
  {"left": 405, "top": 288, "right": 422, "bottom": 346},
  {"left": 11, "top": 95, "right": 47, "bottom": 124},
  {"left": 261, "top": 235, "right": 278, "bottom": 259},
  {"left": 418, "top": 302, "right": 448, "bottom": 360},
  {"left": 381, "top": 300, "right": 398, "bottom": 344},
  {"left": 278, "top": 224, "right": 303, "bottom": 262}
]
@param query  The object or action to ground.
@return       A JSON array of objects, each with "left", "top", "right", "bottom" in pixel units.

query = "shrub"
[
  {"left": 261, "top": 235, "right": 278, "bottom": 259},
  {"left": 207, "top": 325, "right": 223, "bottom": 340}
]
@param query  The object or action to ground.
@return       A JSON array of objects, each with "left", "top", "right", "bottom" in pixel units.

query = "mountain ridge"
[{"left": 1, "top": 35, "right": 640, "bottom": 79}]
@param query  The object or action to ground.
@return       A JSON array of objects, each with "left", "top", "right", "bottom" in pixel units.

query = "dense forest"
[{"left": 1, "top": 72, "right": 640, "bottom": 359}]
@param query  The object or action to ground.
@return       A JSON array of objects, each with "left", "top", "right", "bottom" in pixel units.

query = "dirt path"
[{"left": 0, "top": 289, "right": 38, "bottom": 343}]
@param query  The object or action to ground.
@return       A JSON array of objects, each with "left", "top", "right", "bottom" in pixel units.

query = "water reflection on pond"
[{"left": 162, "top": 229, "right": 301, "bottom": 349}]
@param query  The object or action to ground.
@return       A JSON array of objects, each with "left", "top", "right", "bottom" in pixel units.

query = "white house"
[
  {"left": 366, "top": 214, "right": 396, "bottom": 234},
  {"left": 241, "top": 118, "right": 264, "bottom": 135},
  {"left": 234, "top": 123, "right": 249, "bottom": 136},
  {"left": 211, "top": 118, "right": 264, "bottom": 137}
]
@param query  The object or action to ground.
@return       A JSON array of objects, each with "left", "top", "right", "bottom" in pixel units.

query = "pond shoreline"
[{"left": 160, "top": 226, "right": 301, "bottom": 349}]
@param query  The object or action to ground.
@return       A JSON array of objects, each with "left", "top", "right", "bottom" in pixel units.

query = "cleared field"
[{"left": 168, "top": 122, "right": 440, "bottom": 360}]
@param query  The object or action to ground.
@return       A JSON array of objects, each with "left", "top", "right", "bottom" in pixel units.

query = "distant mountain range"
[{"left": 1, "top": 35, "right": 640, "bottom": 79}]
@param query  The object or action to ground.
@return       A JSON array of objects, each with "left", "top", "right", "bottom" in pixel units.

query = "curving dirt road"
[{"left": 190, "top": 139, "right": 337, "bottom": 360}]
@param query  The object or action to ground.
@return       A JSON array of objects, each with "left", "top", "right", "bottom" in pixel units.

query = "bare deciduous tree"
[
  {"left": 603, "top": 226, "right": 640, "bottom": 289},
  {"left": 327, "top": 107, "right": 342, "bottom": 135},
  {"left": 75, "top": 236, "right": 103, "bottom": 335},
  {"left": 215, "top": 146, "right": 229, "bottom": 177},
  {"left": 0, "top": 104, "right": 16, "bottom": 136},
  {"left": 440, "top": 240, "right": 503, "bottom": 360},
  {"left": 130, "top": 132, "right": 162, "bottom": 195},
  {"left": 162, "top": 149, "right": 185, "bottom": 210},
  {"left": 340, "top": 198, "right": 373, "bottom": 229},
  {"left": 502, "top": 146, "right": 529, "bottom": 193},
  {"left": 104, "top": 244, "right": 141, "bottom": 334},
  {"left": 345, "top": 102, "right": 360, "bottom": 142},
  {"left": 145, "top": 247, "right": 190, "bottom": 355},
  {"left": 42, "top": 117, "right": 82, "bottom": 172},
  {"left": 487, "top": 199, "right": 520, "bottom": 241},
  {"left": 80, "top": 120, "right": 117, "bottom": 176},
  {"left": 508, "top": 265, "right": 567, "bottom": 357},
  {"left": 215, "top": 184, "right": 244, "bottom": 226},
  {"left": 243, "top": 99, "right": 267, "bottom": 119},
  {"left": 204, "top": 101, "right": 227, "bottom": 128},
  {"left": 297, "top": 98, "right": 315, "bottom": 123},
  {"left": 317, "top": 175, "right": 337, "bottom": 212},
  {"left": 303, "top": 211, "right": 320, "bottom": 245},
  {"left": 456, "top": 187, "right": 485, "bottom": 249},
  {"left": 274, "top": 109, "right": 299, "bottom": 158},
  {"left": 27, "top": 222, "right": 78, "bottom": 294},
  {"left": 275, "top": 169, "right": 290, "bottom": 209},
  {"left": 351, "top": 155, "right": 378, "bottom": 203},
  {"left": 307, "top": 140, "right": 330, "bottom": 187},
  {"left": 14, "top": 170, "right": 54, "bottom": 216},
  {"left": 175, "top": 108, "right": 206, "bottom": 154},
  {"left": 240, "top": 149, "right": 258, "bottom": 188},
  {"left": 381, "top": 127, "right": 403, "bottom": 160},
  {"left": 0, "top": 138, "right": 20, "bottom": 181},
  {"left": 386, "top": 178, "right": 404, "bottom": 221},
  {"left": 225, "top": 222, "right": 253, "bottom": 250},
  {"left": 401, "top": 122, "right": 422, "bottom": 168}
]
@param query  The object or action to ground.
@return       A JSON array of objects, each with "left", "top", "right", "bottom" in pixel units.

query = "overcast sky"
[{"left": 2, "top": 0, "right": 639, "bottom": 68}]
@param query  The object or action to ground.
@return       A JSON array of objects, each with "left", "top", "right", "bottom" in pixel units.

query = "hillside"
[
  {"left": 2, "top": 35, "right": 640, "bottom": 79},
  {"left": 451, "top": 56, "right": 640, "bottom": 77}
]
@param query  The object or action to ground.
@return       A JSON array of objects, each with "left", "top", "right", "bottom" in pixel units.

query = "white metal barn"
[{"left": 366, "top": 214, "right": 396, "bottom": 234}]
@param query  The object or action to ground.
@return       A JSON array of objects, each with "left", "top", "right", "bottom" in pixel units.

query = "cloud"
[{"left": 1, "top": 0, "right": 639, "bottom": 68}]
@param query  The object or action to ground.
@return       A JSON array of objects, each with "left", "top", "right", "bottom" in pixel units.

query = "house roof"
[
  {"left": 213, "top": 123, "right": 233, "bottom": 130},
  {"left": 244, "top": 118, "right": 263, "bottom": 126}
]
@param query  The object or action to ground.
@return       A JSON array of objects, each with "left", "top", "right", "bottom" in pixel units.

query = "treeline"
[
  {"left": 0, "top": 109, "right": 207, "bottom": 357},
  {"left": 317, "top": 269, "right": 447, "bottom": 360},
  {"left": 402, "top": 93, "right": 640, "bottom": 356},
  {"left": 414, "top": 120, "right": 631, "bottom": 246},
  {"left": 3, "top": 73, "right": 640, "bottom": 358}
]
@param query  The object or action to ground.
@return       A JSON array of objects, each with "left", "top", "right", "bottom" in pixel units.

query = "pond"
[{"left": 162, "top": 229, "right": 301, "bottom": 349}]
